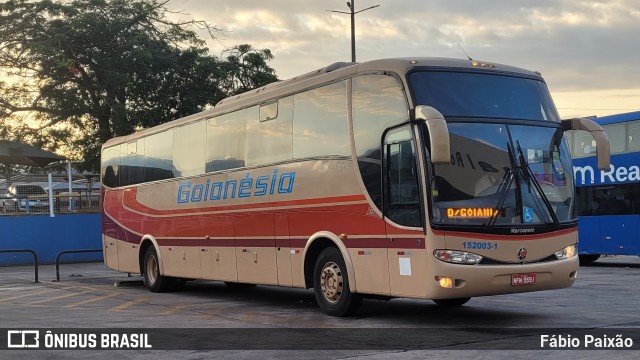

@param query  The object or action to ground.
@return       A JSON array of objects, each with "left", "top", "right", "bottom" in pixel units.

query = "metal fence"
[{"left": 0, "top": 173, "right": 100, "bottom": 216}]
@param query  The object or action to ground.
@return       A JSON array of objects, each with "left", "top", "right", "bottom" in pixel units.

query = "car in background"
[{"left": 2, "top": 184, "right": 50, "bottom": 212}]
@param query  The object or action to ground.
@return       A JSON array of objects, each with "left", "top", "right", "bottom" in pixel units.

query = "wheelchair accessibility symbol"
[{"left": 523, "top": 207, "right": 534, "bottom": 223}]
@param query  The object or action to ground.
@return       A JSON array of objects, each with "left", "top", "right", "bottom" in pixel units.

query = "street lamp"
[{"left": 327, "top": 1, "right": 380, "bottom": 62}]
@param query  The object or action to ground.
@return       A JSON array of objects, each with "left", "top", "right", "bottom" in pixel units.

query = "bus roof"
[
  {"left": 103, "top": 57, "right": 542, "bottom": 149},
  {"left": 591, "top": 111, "right": 640, "bottom": 126}
]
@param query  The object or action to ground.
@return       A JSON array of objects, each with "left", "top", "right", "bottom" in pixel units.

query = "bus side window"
[
  {"left": 628, "top": 120, "right": 640, "bottom": 152},
  {"left": 384, "top": 126, "right": 422, "bottom": 227}
]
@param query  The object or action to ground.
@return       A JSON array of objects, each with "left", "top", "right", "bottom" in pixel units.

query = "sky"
[{"left": 167, "top": 0, "right": 640, "bottom": 119}]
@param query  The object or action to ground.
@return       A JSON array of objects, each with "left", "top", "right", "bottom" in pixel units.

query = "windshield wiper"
[
  {"left": 515, "top": 141, "right": 559, "bottom": 226},
  {"left": 486, "top": 143, "right": 516, "bottom": 227}
]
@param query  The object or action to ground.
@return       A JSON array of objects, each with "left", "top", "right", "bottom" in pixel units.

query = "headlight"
[
  {"left": 555, "top": 245, "right": 577, "bottom": 260},
  {"left": 434, "top": 250, "right": 483, "bottom": 265}
]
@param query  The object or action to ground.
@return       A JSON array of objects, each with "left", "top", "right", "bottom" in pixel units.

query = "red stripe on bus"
[{"left": 119, "top": 189, "right": 367, "bottom": 215}]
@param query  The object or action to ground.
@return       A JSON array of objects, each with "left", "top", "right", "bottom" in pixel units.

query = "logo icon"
[
  {"left": 523, "top": 207, "right": 534, "bottom": 223},
  {"left": 7, "top": 330, "right": 40, "bottom": 348},
  {"left": 517, "top": 247, "right": 528, "bottom": 261}
]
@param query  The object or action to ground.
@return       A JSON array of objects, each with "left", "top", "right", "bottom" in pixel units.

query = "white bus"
[{"left": 101, "top": 57, "right": 609, "bottom": 316}]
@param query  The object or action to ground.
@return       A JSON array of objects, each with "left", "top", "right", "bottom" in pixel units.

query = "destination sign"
[{"left": 446, "top": 208, "right": 502, "bottom": 218}]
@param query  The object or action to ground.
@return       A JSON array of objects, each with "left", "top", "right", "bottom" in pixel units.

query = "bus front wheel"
[
  {"left": 143, "top": 246, "right": 181, "bottom": 293},
  {"left": 432, "top": 297, "right": 471, "bottom": 307},
  {"left": 313, "top": 247, "right": 362, "bottom": 317}
]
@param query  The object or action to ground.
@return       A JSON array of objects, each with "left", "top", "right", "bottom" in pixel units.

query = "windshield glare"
[{"left": 430, "top": 123, "right": 575, "bottom": 226}]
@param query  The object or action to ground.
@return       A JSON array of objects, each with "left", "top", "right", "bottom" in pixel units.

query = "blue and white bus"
[{"left": 569, "top": 111, "right": 640, "bottom": 263}]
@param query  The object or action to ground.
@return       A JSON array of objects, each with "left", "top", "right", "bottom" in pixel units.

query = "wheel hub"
[
  {"left": 146, "top": 255, "right": 158, "bottom": 284},
  {"left": 320, "top": 262, "right": 343, "bottom": 304}
]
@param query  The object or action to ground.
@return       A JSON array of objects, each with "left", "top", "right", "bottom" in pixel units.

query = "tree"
[{"left": 0, "top": 0, "right": 278, "bottom": 171}]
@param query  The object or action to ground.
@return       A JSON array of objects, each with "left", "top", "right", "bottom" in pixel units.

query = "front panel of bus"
[{"left": 408, "top": 69, "right": 579, "bottom": 298}]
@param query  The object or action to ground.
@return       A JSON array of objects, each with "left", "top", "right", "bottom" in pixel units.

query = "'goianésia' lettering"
[{"left": 177, "top": 169, "right": 296, "bottom": 204}]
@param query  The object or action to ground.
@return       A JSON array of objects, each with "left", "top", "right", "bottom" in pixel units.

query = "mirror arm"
[
  {"left": 562, "top": 117, "right": 611, "bottom": 170},
  {"left": 412, "top": 106, "right": 451, "bottom": 164}
]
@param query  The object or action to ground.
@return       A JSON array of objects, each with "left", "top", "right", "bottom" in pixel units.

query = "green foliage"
[{"left": 0, "top": 0, "right": 278, "bottom": 171}]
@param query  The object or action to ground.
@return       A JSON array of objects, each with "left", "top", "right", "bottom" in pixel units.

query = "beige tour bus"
[{"left": 101, "top": 57, "right": 610, "bottom": 316}]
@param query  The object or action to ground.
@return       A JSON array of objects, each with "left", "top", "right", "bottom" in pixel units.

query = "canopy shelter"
[{"left": 0, "top": 140, "right": 65, "bottom": 167}]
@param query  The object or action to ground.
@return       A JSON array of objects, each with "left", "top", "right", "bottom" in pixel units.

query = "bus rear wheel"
[
  {"left": 313, "top": 247, "right": 362, "bottom": 317},
  {"left": 143, "top": 246, "right": 181, "bottom": 293},
  {"left": 432, "top": 297, "right": 471, "bottom": 307}
]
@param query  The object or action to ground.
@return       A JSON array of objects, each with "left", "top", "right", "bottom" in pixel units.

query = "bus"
[
  {"left": 101, "top": 57, "right": 610, "bottom": 316},
  {"left": 569, "top": 111, "right": 640, "bottom": 264}
]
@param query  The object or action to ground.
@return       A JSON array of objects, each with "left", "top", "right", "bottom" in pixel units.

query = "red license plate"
[{"left": 511, "top": 273, "right": 536, "bottom": 286}]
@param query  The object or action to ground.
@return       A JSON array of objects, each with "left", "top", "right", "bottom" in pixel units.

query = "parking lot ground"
[{"left": 0, "top": 256, "right": 639, "bottom": 359}]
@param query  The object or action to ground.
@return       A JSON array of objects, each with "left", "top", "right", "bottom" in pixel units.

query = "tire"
[
  {"left": 143, "top": 246, "right": 180, "bottom": 293},
  {"left": 313, "top": 247, "right": 362, "bottom": 317},
  {"left": 579, "top": 254, "right": 601, "bottom": 265},
  {"left": 432, "top": 297, "right": 471, "bottom": 307}
]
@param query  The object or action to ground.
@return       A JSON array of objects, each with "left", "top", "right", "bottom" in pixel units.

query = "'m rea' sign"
[
  {"left": 573, "top": 164, "right": 640, "bottom": 185},
  {"left": 573, "top": 153, "right": 640, "bottom": 186}
]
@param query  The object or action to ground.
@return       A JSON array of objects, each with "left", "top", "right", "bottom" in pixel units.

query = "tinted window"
[
  {"left": 603, "top": 123, "right": 626, "bottom": 154},
  {"left": 628, "top": 120, "right": 640, "bottom": 153},
  {"left": 293, "top": 81, "right": 349, "bottom": 158},
  {"left": 173, "top": 121, "right": 206, "bottom": 177},
  {"left": 206, "top": 111, "right": 246, "bottom": 172},
  {"left": 144, "top": 130, "right": 174, "bottom": 182},
  {"left": 570, "top": 130, "right": 597, "bottom": 158},
  {"left": 101, "top": 146, "right": 120, "bottom": 188},
  {"left": 385, "top": 126, "right": 421, "bottom": 227},
  {"left": 119, "top": 140, "right": 145, "bottom": 186},
  {"left": 410, "top": 71, "right": 559, "bottom": 121},
  {"left": 246, "top": 97, "right": 293, "bottom": 165},
  {"left": 576, "top": 182, "right": 640, "bottom": 216},
  {"left": 352, "top": 75, "right": 409, "bottom": 209}
]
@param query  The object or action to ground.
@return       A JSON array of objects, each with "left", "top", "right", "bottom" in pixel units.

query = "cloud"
[{"left": 167, "top": 0, "right": 640, "bottom": 116}]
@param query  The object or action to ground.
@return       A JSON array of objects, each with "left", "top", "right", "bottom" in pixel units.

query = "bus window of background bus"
[
  {"left": 174, "top": 121, "right": 206, "bottom": 177},
  {"left": 570, "top": 130, "right": 596, "bottom": 158},
  {"left": 246, "top": 97, "right": 293, "bottom": 165},
  {"left": 628, "top": 121, "right": 640, "bottom": 152},
  {"left": 603, "top": 123, "right": 626, "bottom": 154},
  {"left": 352, "top": 75, "right": 409, "bottom": 211},
  {"left": 293, "top": 81, "right": 349, "bottom": 158},
  {"left": 144, "top": 131, "right": 174, "bottom": 182},
  {"left": 207, "top": 111, "right": 246, "bottom": 172}
]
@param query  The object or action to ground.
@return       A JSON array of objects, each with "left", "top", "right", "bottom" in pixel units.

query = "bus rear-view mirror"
[
  {"left": 561, "top": 117, "right": 611, "bottom": 170},
  {"left": 412, "top": 106, "right": 451, "bottom": 164}
]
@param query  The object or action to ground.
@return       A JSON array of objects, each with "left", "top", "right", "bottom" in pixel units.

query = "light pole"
[{"left": 327, "top": 1, "right": 380, "bottom": 62}]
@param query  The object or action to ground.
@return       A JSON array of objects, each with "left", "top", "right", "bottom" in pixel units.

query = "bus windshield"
[
  {"left": 428, "top": 123, "right": 575, "bottom": 227},
  {"left": 410, "top": 71, "right": 559, "bottom": 122}
]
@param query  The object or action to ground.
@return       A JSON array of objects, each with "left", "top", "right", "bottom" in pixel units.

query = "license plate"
[{"left": 511, "top": 273, "right": 536, "bottom": 286}]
